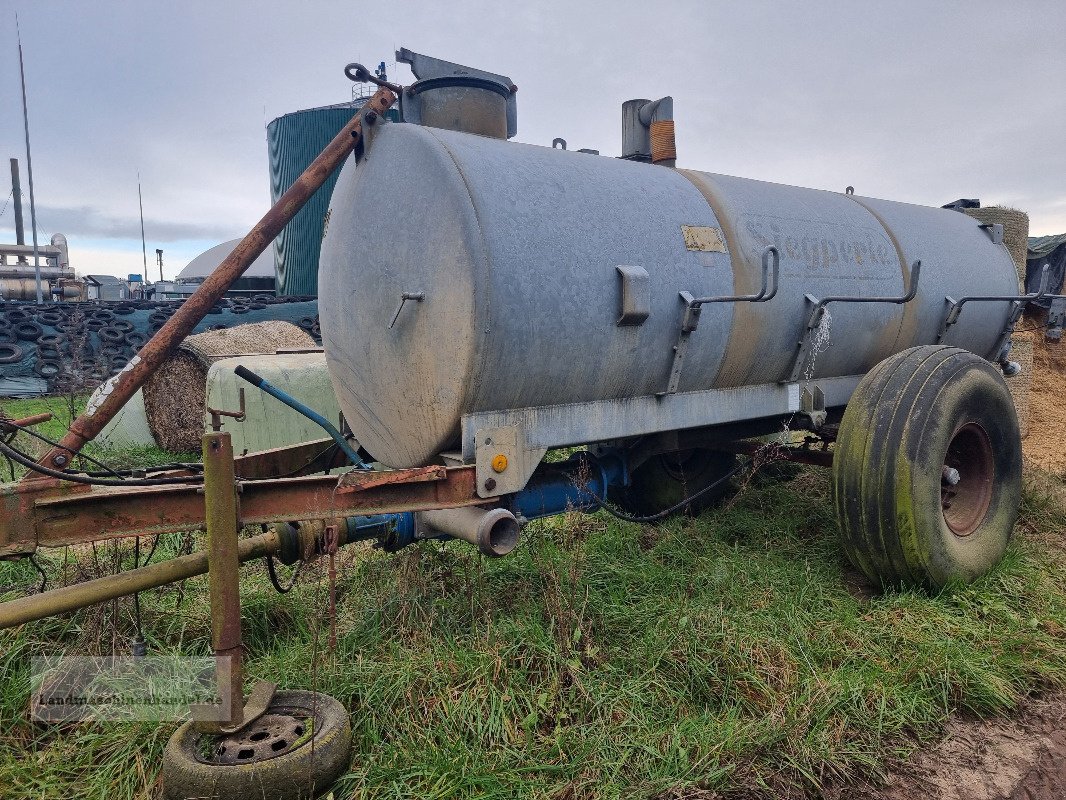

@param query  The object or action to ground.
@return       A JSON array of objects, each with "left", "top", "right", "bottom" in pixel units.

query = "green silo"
[{"left": 266, "top": 101, "right": 365, "bottom": 297}]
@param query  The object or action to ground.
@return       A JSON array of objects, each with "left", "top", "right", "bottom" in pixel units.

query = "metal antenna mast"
[
  {"left": 138, "top": 173, "right": 148, "bottom": 277},
  {"left": 16, "top": 13, "right": 42, "bottom": 304}
]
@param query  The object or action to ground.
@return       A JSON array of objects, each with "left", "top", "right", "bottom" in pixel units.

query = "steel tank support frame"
[
  {"left": 462, "top": 374, "right": 861, "bottom": 499},
  {"left": 0, "top": 447, "right": 632, "bottom": 628}
]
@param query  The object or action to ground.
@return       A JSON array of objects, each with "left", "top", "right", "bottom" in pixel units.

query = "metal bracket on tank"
[
  {"left": 787, "top": 259, "right": 922, "bottom": 383},
  {"left": 616, "top": 265, "right": 651, "bottom": 325},
  {"left": 796, "top": 385, "right": 827, "bottom": 430},
  {"left": 469, "top": 426, "right": 547, "bottom": 499},
  {"left": 1046, "top": 296, "right": 1066, "bottom": 342},
  {"left": 659, "top": 245, "right": 780, "bottom": 396},
  {"left": 978, "top": 222, "right": 1005, "bottom": 246},
  {"left": 355, "top": 103, "right": 387, "bottom": 160},
  {"left": 937, "top": 263, "right": 1049, "bottom": 344},
  {"left": 389, "top": 291, "right": 425, "bottom": 328}
]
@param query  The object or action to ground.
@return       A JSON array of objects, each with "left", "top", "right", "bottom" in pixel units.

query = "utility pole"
[{"left": 156, "top": 249, "right": 164, "bottom": 282}]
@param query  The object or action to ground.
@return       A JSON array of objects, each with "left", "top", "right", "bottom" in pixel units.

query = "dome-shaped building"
[{"left": 176, "top": 239, "right": 276, "bottom": 295}]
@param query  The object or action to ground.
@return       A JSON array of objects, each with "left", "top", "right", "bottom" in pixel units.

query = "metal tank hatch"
[{"left": 395, "top": 47, "right": 518, "bottom": 140}]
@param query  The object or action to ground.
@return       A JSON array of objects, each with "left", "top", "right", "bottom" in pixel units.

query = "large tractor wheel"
[
  {"left": 613, "top": 448, "right": 739, "bottom": 517},
  {"left": 833, "top": 345, "right": 1022, "bottom": 589},
  {"left": 161, "top": 690, "right": 351, "bottom": 800}
]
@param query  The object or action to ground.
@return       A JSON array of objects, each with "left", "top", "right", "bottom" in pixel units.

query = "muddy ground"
[
  {"left": 847, "top": 327, "right": 1066, "bottom": 800},
  {"left": 842, "top": 696, "right": 1066, "bottom": 800}
]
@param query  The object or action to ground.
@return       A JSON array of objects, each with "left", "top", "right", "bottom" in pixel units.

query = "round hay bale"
[
  {"left": 962, "top": 206, "right": 1029, "bottom": 289},
  {"left": 142, "top": 321, "right": 315, "bottom": 452},
  {"left": 1004, "top": 331, "right": 1034, "bottom": 439}
]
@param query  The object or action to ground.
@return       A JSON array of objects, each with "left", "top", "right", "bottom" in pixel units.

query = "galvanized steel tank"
[{"left": 319, "top": 123, "right": 1018, "bottom": 468}]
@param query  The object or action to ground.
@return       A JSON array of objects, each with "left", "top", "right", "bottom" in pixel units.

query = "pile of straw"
[
  {"left": 1005, "top": 331, "right": 1034, "bottom": 438},
  {"left": 142, "top": 321, "right": 315, "bottom": 451},
  {"left": 963, "top": 206, "right": 1033, "bottom": 436}
]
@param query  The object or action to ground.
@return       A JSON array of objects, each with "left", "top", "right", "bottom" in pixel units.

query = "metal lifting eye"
[{"left": 344, "top": 62, "right": 404, "bottom": 93}]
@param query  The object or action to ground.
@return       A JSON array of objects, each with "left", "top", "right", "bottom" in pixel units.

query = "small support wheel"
[
  {"left": 611, "top": 448, "right": 738, "bottom": 517},
  {"left": 832, "top": 345, "right": 1022, "bottom": 589},
  {"left": 161, "top": 690, "right": 351, "bottom": 800}
]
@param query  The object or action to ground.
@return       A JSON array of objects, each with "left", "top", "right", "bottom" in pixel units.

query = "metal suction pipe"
[{"left": 419, "top": 507, "right": 521, "bottom": 557}]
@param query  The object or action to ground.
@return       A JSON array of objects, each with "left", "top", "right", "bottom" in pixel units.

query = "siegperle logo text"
[{"left": 745, "top": 218, "right": 895, "bottom": 271}]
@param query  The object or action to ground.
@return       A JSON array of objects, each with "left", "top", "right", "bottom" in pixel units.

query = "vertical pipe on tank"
[
  {"left": 621, "top": 99, "right": 652, "bottom": 162},
  {"left": 621, "top": 97, "right": 676, "bottom": 167}
]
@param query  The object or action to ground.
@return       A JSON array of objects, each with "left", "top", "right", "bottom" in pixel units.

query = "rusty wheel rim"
[
  {"left": 941, "top": 423, "right": 994, "bottom": 537},
  {"left": 201, "top": 706, "right": 312, "bottom": 765}
]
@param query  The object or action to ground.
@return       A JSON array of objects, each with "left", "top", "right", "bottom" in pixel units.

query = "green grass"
[
  {"left": 0, "top": 460, "right": 1064, "bottom": 799},
  {"left": 0, "top": 395, "right": 82, "bottom": 443},
  {"left": 0, "top": 395, "right": 196, "bottom": 479}
]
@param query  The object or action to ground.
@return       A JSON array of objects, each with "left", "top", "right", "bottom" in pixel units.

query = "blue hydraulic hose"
[{"left": 233, "top": 364, "right": 366, "bottom": 468}]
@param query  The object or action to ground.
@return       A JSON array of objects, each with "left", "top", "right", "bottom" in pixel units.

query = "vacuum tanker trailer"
[{"left": 0, "top": 49, "right": 1042, "bottom": 799}]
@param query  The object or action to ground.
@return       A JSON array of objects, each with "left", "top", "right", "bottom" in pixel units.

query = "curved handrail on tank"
[
  {"left": 937, "top": 263, "right": 1050, "bottom": 343},
  {"left": 686, "top": 245, "right": 780, "bottom": 307},
  {"left": 805, "top": 258, "right": 922, "bottom": 330},
  {"left": 661, "top": 247, "right": 780, "bottom": 395},
  {"left": 787, "top": 259, "right": 922, "bottom": 383}
]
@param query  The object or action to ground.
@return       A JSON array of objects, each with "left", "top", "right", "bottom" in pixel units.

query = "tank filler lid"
[{"left": 396, "top": 47, "right": 518, "bottom": 138}]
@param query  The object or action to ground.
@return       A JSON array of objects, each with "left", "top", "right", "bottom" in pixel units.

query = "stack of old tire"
[{"left": 0, "top": 296, "right": 320, "bottom": 397}]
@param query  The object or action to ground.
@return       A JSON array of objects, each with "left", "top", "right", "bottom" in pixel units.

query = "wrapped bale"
[
  {"left": 95, "top": 387, "right": 158, "bottom": 448},
  {"left": 205, "top": 352, "right": 341, "bottom": 455},
  {"left": 142, "top": 321, "right": 315, "bottom": 451}
]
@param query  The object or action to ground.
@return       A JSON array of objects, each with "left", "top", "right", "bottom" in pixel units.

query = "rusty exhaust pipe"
[{"left": 420, "top": 507, "right": 521, "bottom": 557}]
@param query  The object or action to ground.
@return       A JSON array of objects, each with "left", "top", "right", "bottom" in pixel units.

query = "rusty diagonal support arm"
[{"left": 28, "top": 84, "right": 397, "bottom": 476}]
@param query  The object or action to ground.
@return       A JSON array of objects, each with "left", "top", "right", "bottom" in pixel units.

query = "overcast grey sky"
[{"left": 2, "top": 0, "right": 1063, "bottom": 279}]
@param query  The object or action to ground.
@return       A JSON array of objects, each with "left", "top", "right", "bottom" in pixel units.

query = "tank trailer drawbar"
[{"left": 0, "top": 48, "right": 1044, "bottom": 799}]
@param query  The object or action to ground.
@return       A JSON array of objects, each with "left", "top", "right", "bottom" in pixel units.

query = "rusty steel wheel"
[
  {"left": 833, "top": 345, "right": 1022, "bottom": 589},
  {"left": 161, "top": 690, "right": 351, "bottom": 800},
  {"left": 941, "top": 423, "right": 995, "bottom": 536}
]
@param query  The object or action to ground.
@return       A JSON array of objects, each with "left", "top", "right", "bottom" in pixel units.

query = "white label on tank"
[
  {"left": 681, "top": 225, "right": 727, "bottom": 253},
  {"left": 787, "top": 383, "right": 800, "bottom": 411}
]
